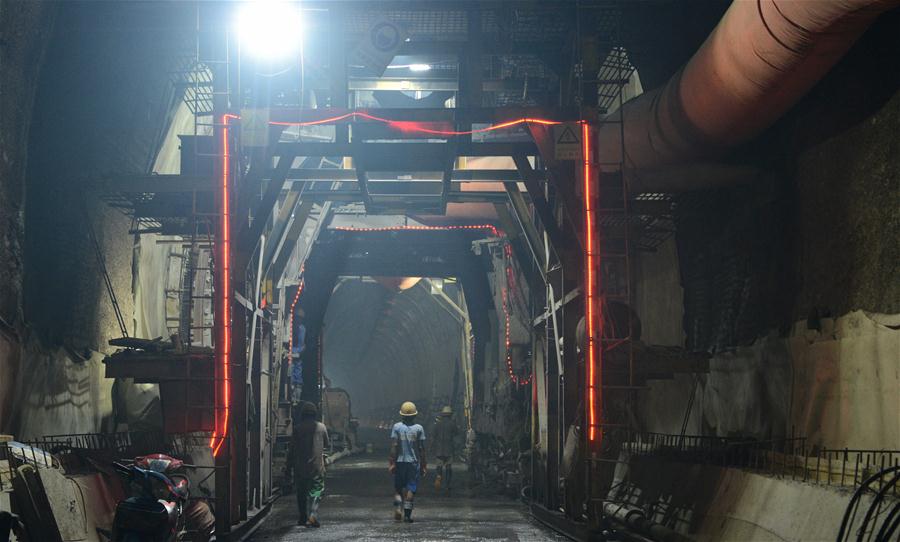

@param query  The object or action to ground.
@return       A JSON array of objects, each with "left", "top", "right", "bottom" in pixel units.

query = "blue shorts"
[{"left": 393, "top": 462, "right": 419, "bottom": 494}]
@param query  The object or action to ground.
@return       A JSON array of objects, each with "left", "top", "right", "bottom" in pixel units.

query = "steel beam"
[
  {"left": 273, "top": 142, "right": 539, "bottom": 159},
  {"left": 533, "top": 287, "right": 581, "bottom": 327},
  {"left": 241, "top": 154, "right": 294, "bottom": 247},
  {"left": 297, "top": 189, "right": 509, "bottom": 204},
  {"left": 268, "top": 107, "right": 580, "bottom": 125},
  {"left": 261, "top": 189, "right": 302, "bottom": 275},
  {"left": 504, "top": 183, "right": 550, "bottom": 274},
  {"left": 268, "top": 200, "right": 315, "bottom": 284},
  {"left": 281, "top": 169, "right": 538, "bottom": 182},
  {"left": 354, "top": 167, "right": 374, "bottom": 211},
  {"left": 493, "top": 202, "right": 545, "bottom": 293},
  {"left": 346, "top": 77, "right": 554, "bottom": 94},
  {"left": 526, "top": 124, "right": 584, "bottom": 248},
  {"left": 512, "top": 154, "right": 566, "bottom": 255}
]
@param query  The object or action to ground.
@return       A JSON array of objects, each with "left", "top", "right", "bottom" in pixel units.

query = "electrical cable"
[
  {"left": 80, "top": 195, "right": 129, "bottom": 338},
  {"left": 874, "top": 501, "right": 900, "bottom": 542},
  {"left": 836, "top": 466, "right": 900, "bottom": 542},
  {"left": 855, "top": 470, "right": 900, "bottom": 542}
]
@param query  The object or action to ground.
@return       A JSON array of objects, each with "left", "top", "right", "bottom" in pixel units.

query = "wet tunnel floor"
[{"left": 248, "top": 454, "right": 567, "bottom": 541}]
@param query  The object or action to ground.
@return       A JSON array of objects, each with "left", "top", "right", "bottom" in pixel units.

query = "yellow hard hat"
[{"left": 399, "top": 401, "right": 418, "bottom": 416}]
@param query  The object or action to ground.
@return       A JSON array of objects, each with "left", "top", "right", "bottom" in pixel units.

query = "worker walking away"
[
  {"left": 431, "top": 406, "right": 459, "bottom": 491},
  {"left": 288, "top": 401, "right": 330, "bottom": 528},
  {"left": 389, "top": 401, "right": 427, "bottom": 523}
]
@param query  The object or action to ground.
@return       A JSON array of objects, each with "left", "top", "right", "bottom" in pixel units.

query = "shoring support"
[
  {"left": 353, "top": 165, "right": 374, "bottom": 212},
  {"left": 493, "top": 202, "right": 544, "bottom": 294},
  {"left": 526, "top": 124, "right": 584, "bottom": 249},
  {"left": 512, "top": 154, "right": 566, "bottom": 254},
  {"left": 268, "top": 200, "right": 315, "bottom": 284},
  {"left": 502, "top": 183, "right": 548, "bottom": 281},
  {"left": 261, "top": 189, "right": 302, "bottom": 273},
  {"left": 242, "top": 152, "right": 294, "bottom": 247}
]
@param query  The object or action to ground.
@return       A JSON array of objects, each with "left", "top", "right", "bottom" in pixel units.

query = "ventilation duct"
[{"left": 599, "top": 0, "right": 899, "bottom": 171}]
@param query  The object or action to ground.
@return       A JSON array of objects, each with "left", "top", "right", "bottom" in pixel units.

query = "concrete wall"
[
  {"left": 639, "top": 311, "right": 899, "bottom": 449},
  {"left": 618, "top": 455, "right": 879, "bottom": 542}
]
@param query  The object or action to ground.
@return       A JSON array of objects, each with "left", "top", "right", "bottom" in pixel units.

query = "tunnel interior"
[{"left": 1, "top": 1, "right": 899, "bottom": 541}]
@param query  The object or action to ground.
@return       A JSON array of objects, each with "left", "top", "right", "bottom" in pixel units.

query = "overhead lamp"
[
  {"left": 236, "top": 0, "right": 303, "bottom": 60},
  {"left": 409, "top": 63, "right": 431, "bottom": 72}
]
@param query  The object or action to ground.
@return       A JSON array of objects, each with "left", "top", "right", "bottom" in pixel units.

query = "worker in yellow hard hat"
[
  {"left": 431, "top": 405, "right": 459, "bottom": 491},
  {"left": 388, "top": 401, "right": 427, "bottom": 523}
]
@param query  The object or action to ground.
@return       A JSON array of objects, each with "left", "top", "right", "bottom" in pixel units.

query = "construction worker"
[
  {"left": 431, "top": 406, "right": 459, "bottom": 491},
  {"left": 288, "top": 401, "right": 330, "bottom": 528},
  {"left": 290, "top": 307, "right": 306, "bottom": 406},
  {"left": 389, "top": 401, "right": 427, "bottom": 523}
]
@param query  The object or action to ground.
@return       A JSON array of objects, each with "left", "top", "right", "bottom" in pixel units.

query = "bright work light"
[{"left": 237, "top": 1, "right": 303, "bottom": 60}]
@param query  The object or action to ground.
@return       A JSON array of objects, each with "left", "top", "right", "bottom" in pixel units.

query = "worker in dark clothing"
[
  {"left": 389, "top": 401, "right": 427, "bottom": 523},
  {"left": 288, "top": 401, "right": 330, "bottom": 527},
  {"left": 431, "top": 406, "right": 459, "bottom": 491}
]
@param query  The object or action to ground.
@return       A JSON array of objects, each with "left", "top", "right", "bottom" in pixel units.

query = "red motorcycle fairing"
[{"left": 135, "top": 454, "right": 184, "bottom": 473}]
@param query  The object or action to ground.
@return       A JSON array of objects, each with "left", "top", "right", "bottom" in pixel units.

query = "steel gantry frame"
[{"left": 95, "top": 3, "right": 645, "bottom": 538}]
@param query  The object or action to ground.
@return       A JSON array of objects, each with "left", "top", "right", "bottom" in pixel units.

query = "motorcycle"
[{"left": 111, "top": 454, "right": 212, "bottom": 542}]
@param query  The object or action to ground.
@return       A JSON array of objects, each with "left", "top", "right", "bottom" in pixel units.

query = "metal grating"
[
  {"left": 596, "top": 192, "right": 676, "bottom": 251},
  {"left": 345, "top": 10, "right": 468, "bottom": 42},
  {"left": 170, "top": 56, "right": 214, "bottom": 116},
  {"left": 597, "top": 47, "right": 636, "bottom": 112},
  {"left": 507, "top": 7, "right": 572, "bottom": 43}
]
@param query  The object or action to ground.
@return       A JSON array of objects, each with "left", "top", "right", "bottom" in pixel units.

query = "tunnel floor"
[{"left": 247, "top": 454, "right": 567, "bottom": 541}]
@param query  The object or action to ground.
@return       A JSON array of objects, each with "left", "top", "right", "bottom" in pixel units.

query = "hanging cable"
[{"left": 80, "top": 195, "right": 128, "bottom": 338}]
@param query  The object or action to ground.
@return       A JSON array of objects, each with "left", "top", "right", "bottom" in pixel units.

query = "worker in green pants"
[{"left": 289, "top": 401, "right": 330, "bottom": 527}]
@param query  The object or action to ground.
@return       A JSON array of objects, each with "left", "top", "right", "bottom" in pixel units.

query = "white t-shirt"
[{"left": 391, "top": 422, "right": 425, "bottom": 463}]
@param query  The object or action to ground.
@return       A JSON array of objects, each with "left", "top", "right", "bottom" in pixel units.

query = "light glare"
[
  {"left": 409, "top": 63, "right": 431, "bottom": 72},
  {"left": 237, "top": 1, "right": 303, "bottom": 60}
]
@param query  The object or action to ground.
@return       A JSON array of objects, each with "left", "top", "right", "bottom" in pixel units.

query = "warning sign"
[
  {"left": 349, "top": 18, "right": 407, "bottom": 76},
  {"left": 553, "top": 123, "right": 581, "bottom": 160},
  {"left": 241, "top": 108, "right": 270, "bottom": 147}
]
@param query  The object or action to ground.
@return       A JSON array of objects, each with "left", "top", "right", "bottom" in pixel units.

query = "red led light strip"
[
  {"left": 503, "top": 242, "right": 531, "bottom": 386},
  {"left": 331, "top": 224, "right": 500, "bottom": 236},
  {"left": 269, "top": 112, "right": 560, "bottom": 136},
  {"left": 207, "top": 112, "right": 593, "bottom": 451},
  {"left": 582, "top": 122, "right": 600, "bottom": 444},
  {"left": 211, "top": 114, "right": 239, "bottom": 455}
]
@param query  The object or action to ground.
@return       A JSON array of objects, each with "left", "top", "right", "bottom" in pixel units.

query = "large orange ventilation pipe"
[{"left": 599, "top": 0, "right": 899, "bottom": 171}]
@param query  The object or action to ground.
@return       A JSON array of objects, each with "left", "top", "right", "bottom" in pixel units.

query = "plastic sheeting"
[
  {"left": 790, "top": 310, "right": 900, "bottom": 449},
  {"left": 639, "top": 311, "right": 900, "bottom": 449}
]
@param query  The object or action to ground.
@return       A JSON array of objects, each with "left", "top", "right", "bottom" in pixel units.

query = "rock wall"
[
  {"left": 0, "top": 0, "right": 56, "bottom": 431},
  {"left": 1, "top": 1, "right": 192, "bottom": 436}
]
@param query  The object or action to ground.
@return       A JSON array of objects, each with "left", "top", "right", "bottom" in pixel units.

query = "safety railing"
[
  {"left": 613, "top": 430, "right": 900, "bottom": 496},
  {"left": 0, "top": 440, "right": 60, "bottom": 492}
]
